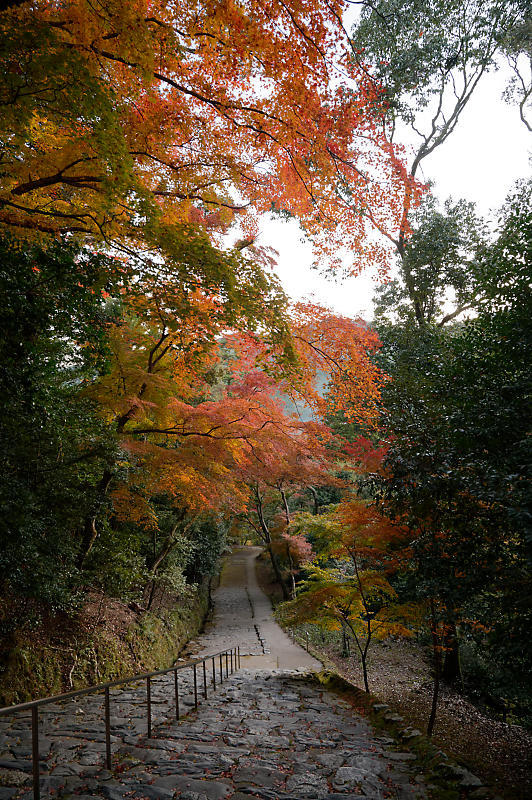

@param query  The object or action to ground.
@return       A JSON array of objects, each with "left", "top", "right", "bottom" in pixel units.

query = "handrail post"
[
  {"left": 0, "top": 644, "right": 248, "bottom": 793},
  {"left": 147, "top": 677, "right": 152, "bottom": 738},
  {"left": 104, "top": 687, "right": 111, "bottom": 769},
  {"left": 306, "top": 631, "right": 309, "bottom": 652},
  {"left": 32, "top": 706, "right": 40, "bottom": 800},
  {"left": 174, "top": 669, "right": 179, "bottom": 720}
]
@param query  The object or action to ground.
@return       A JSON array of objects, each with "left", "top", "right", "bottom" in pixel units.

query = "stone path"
[
  {"left": 0, "top": 548, "right": 430, "bottom": 799},
  {"left": 194, "top": 547, "right": 321, "bottom": 671}
]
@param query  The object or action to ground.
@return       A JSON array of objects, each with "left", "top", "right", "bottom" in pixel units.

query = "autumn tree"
[
  {"left": 0, "top": 0, "right": 412, "bottom": 272},
  {"left": 235, "top": 410, "right": 337, "bottom": 599},
  {"left": 76, "top": 258, "right": 389, "bottom": 587},
  {"left": 0, "top": 1, "right": 405, "bottom": 604},
  {"left": 223, "top": 301, "right": 388, "bottom": 597},
  {"left": 279, "top": 498, "right": 416, "bottom": 692},
  {"left": 76, "top": 234, "right": 300, "bottom": 560},
  {"left": 0, "top": 227, "right": 301, "bottom": 613},
  {"left": 0, "top": 232, "right": 392, "bottom": 623}
]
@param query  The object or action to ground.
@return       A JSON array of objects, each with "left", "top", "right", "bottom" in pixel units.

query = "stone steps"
[{"left": 0, "top": 669, "right": 430, "bottom": 800}]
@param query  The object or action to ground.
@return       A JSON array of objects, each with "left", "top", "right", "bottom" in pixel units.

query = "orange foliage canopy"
[
  {"left": 279, "top": 499, "right": 420, "bottom": 692},
  {"left": 1, "top": 0, "right": 417, "bottom": 270},
  {"left": 227, "top": 300, "right": 387, "bottom": 427},
  {"left": 331, "top": 498, "right": 412, "bottom": 569},
  {"left": 343, "top": 436, "right": 389, "bottom": 473},
  {"left": 87, "top": 266, "right": 388, "bottom": 524}
]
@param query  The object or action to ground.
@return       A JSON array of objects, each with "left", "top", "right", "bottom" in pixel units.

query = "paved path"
[
  {"left": 195, "top": 547, "right": 321, "bottom": 671},
  {"left": 0, "top": 548, "right": 432, "bottom": 799}
]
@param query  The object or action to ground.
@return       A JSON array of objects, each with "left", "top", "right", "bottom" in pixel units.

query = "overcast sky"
[{"left": 256, "top": 63, "right": 531, "bottom": 320}]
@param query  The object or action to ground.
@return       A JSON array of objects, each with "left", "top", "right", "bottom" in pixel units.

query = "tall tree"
[
  {"left": 365, "top": 181, "right": 532, "bottom": 726},
  {"left": 500, "top": 1, "right": 532, "bottom": 132},
  {"left": 0, "top": 236, "right": 119, "bottom": 608},
  {"left": 373, "top": 195, "right": 488, "bottom": 327},
  {"left": 349, "top": 0, "right": 527, "bottom": 321}
]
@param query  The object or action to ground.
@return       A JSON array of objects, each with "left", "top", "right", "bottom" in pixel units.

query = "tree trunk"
[
  {"left": 308, "top": 486, "right": 319, "bottom": 515},
  {"left": 145, "top": 520, "right": 193, "bottom": 609},
  {"left": 427, "top": 658, "right": 440, "bottom": 737},
  {"left": 285, "top": 542, "right": 296, "bottom": 599},
  {"left": 146, "top": 576, "right": 158, "bottom": 611},
  {"left": 77, "top": 468, "right": 113, "bottom": 567},
  {"left": 361, "top": 623, "right": 372, "bottom": 693},
  {"left": 344, "top": 616, "right": 371, "bottom": 693},
  {"left": 442, "top": 621, "right": 461, "bottom": 685},
  {"left": 279, "top": 489, "right": 296, "bottom": 599},
  {"left": 267, "top": 544, "right": 290, "bottom": 600},
  {"left": 254, "top": 485, "right": 290, "bottom": 600},
  {"left": 427, "top": 602, "right": 442, "bottom": 737},
  {"left": 341, "top": 623, "right": 350, "bottom": 657},
  {"left": 280, "top": 487, "right": 290, "bottom": 527},
  {"left": 360, "top": 653, "right": 370, "bottom": 694}
]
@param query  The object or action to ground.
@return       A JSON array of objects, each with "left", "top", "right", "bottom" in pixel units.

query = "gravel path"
[{"left": 195, "top": 547, "right": 321, "bottom": 671}]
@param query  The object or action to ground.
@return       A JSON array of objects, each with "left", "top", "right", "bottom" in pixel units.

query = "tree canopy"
[{"left": 0, "top": 0, "right": 416, "bottom": 272}]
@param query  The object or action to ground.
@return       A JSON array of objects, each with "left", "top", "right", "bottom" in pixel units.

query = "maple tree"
[
  {"left": 218, "top": 301, "right": 389, "bottom": 597},
  {"left": 279, "top": 498, "right": 417, "bottom": 691},
  {"left": 228, "top": 300, "right": 388, "bottom": 427},
  {"left": 0, "top": 1, "right": 404, "bottom": 609},
  {"left": 78, "top": 250, "right": 289, "bottom": 557},
  {"left": 235, "top": 411, "right": 336, "bottom": 599},
  {"left": 0, "top": 220, "right": 390, "bottom": 614},
  {"left": 277, "top": 531, "right": 314, "bottom": 598},
  {"left": 0, "top": 0, "right": 414, "bottom": 272},
  {"left": 79, "top": 259, "right": 391, "bottom": 586}
]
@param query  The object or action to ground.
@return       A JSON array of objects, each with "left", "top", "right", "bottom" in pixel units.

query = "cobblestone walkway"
[
  {"left": 0, "top": 670, "right": 428, "bottom": 800},
  {"left": 0, "top": 549, "right": 429, "bottom": 799}
]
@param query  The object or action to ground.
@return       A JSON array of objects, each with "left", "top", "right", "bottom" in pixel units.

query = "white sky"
[{"left": 256, "top": 64, "right": 531, "bottom": 320}]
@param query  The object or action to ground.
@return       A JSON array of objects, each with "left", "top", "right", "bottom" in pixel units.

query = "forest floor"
[{"left": 255, "top": 554, "right": 532, "bottom": 800}]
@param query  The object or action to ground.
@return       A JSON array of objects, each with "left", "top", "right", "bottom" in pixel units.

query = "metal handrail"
[
  {"left": 0, "top": 644, "right": 242, "bottom": 800},
  {"left": 289, "top": 627, "right": 310, "bottom": 652}
]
